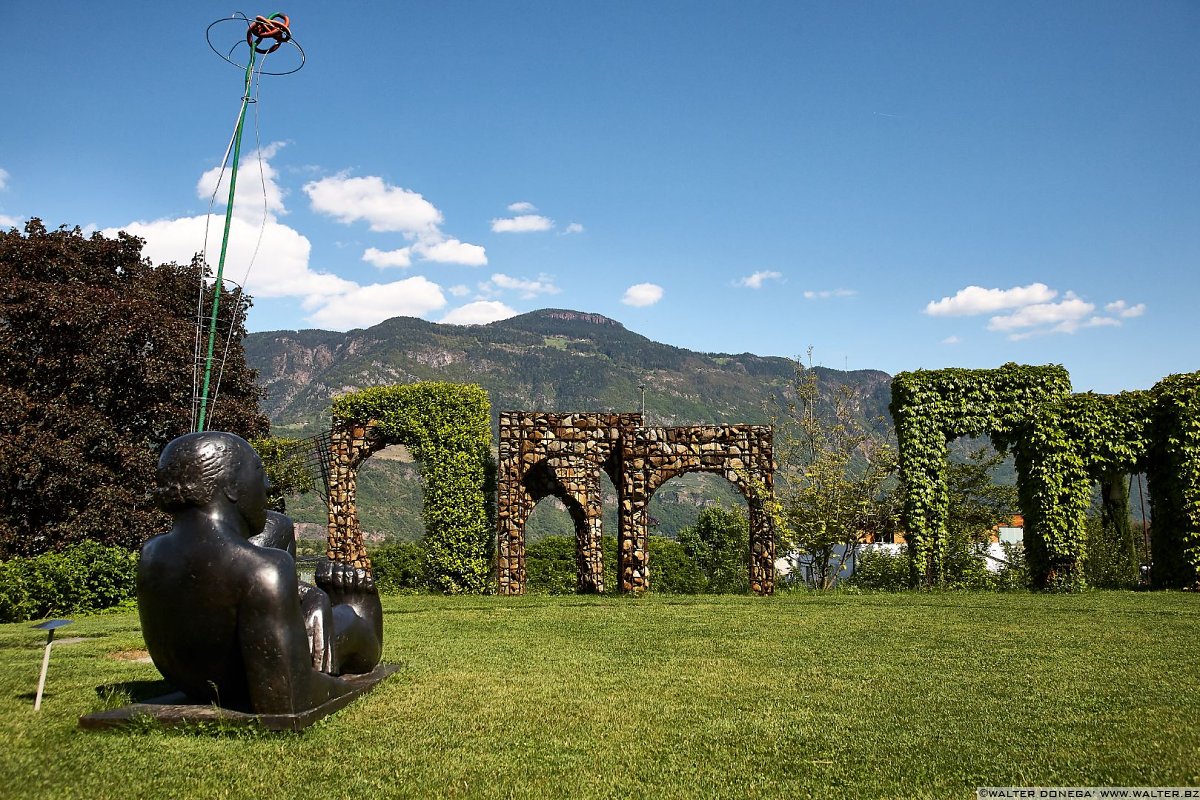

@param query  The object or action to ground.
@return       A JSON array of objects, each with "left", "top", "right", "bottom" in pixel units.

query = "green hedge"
[
  {"left": 523, "top": 535, "right": 708, "bottom": 594},
  {"left": 525, "top": 536, "right": 597, "bottom": 595},
  {"left": 846, "top": 548, "right": 912, "bottom": 592},
  {"left": 647, "top": 537, "right": 707, "bottom": 594},
  {"left": 370, "top": 542, "right": 430, "bottom": 593},
  {"left": 0, "top": 540, "right": 138, "bottom": 622},
  {"left": 332, "top": 383, "right": 494, "bottom": 594}
]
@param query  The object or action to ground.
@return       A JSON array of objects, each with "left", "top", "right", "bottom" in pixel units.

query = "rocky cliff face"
[{"left": 539, "top": 310, "right": 624, "bottom": 328}]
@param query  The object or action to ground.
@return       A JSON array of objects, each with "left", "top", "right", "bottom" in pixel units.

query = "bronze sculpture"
[{"left": 137, "top": 431, "right": 383, "bottom": 715}]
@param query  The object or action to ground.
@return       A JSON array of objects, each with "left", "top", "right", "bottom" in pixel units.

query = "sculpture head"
[{"left": 154, "top": 432, "right": 268, "bottom": 535}]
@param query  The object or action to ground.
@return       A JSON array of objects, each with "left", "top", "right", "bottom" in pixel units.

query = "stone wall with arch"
[
  {"left": 621, "top": 424, "right": 775, "bottom": 594},
  {"left": 497, "top": 411, "right": 775, "bottom": 595}
]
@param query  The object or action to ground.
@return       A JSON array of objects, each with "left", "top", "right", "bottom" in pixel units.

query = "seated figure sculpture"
[{"left": 138, "top": 431, "right": 383, "bottom": 714}]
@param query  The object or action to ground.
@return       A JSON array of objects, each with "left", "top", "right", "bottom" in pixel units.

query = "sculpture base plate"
[{"left": 78, "top": 663, "right": 400, "bottom": 732}]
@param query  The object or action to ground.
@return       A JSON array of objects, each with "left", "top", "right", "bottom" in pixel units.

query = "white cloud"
[
  {"left": 363, "top": 246, "right": 412, "bottom": 268},
  {"left": 0, "top": 214, "right": 21, "bottom": 228},
  {"left": 928, "top": 283, "right": 1145, "bottom": 339},
  {"left": 941, "top": 335, "right": 961, "bottom": 345},
  {"left": 0, "top": 168, "right": 9, "bottom": 191},
  {"left": 1106, "top": 300, "right": 1146, "bottom": 319},
  {"left": 987, "top": 293, "right": 1095, "bottom": 336},
  {"left": 304, "top": 175, "right": 443, "bottom": 234},
  {"left": 491, "top": 214, "right": 554, "bottom": 233},
  {"left": 198, "top": 142, "right": 288, "bottom": 222},
  {"left": 925, "top": 283, "right": 1057, "bottom": 316},
  {"left": 101, "top": 215, "right": 356, "bottom": 299},
  {"left": 412, "top": 237, "right": 488, "bottom": 266},
  {"left": 483, "top": 273, "right": 560, "bottom": 299},
  {"left": 736, "top": 270, "right": 783, "bottom": 289},
  {"left": 622, "top": 283, "right": 663, "bottom": 307},
  {"left": 440, "top": 300, "right": 518, "bottom": 325},
  {"left": 448, "top": 284, "right": 471, "bottom": 297},
  {"left": 305, "top": 277, "right": 446, "bottom": 330},
  {"left": 304, "top": 173, "right": 484, "bottom": 264},
  {"left": 803, "top": 288, "right": 857, "bottom": 299},
  {"left": 562, "top": 222, "right": 585, "bottom": 235},
  {"left": 507, "top": 201, "right": 537, "bottom": 213}
]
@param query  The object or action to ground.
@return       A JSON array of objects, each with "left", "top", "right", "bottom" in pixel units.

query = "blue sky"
[{"left": 2, "top": 2, "right": 1196, "bottom": 393}]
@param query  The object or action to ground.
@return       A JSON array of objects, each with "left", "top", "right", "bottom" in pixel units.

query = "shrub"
[
  {"left": 648, "top": 537, "right": 706, "bottom": 594},
  {"left": 0, "top": 222, "right": 267, "bottom": 559},
  {"left": 524, "top": 535, "right": 578, "bottom": 595},
  {"left": 370, "top": 541, "right": 430, "bottom": 594},
  {"left": 523, "top": 534, "right": 708, "bottom": 595},
  {"left": 678, "top": 505, "right": 750, "bottom": 594},
  {"left": 992, "top": 542, "right": 1028, "bottom": 591},
  {"left": 847, "top": 548, "right": 911, "bottom": 591},
  {"left": 941, "top": 538, "right": 997, "bottom": 590},
  {"left": 0, "top": 540, "right": 138, "bottom": 622}
]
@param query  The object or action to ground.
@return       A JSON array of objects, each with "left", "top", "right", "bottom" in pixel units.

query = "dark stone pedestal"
[{"left": 79, "top": 663, "right": 400, "bottom": 732}]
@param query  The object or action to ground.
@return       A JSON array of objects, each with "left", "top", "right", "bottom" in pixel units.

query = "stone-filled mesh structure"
[
  {"left": 325, "top": 419, "right": 384, "bottom": 570},
  {"left": 497, "top": 412, "right": 775, "bottom": 595}
]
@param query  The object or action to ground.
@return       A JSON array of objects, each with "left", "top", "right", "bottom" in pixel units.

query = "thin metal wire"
[{"left": 195, "top": 13, "right": 303, "bottom": 429}]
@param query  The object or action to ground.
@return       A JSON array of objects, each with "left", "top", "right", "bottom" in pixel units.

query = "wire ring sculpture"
[{"left": 206, "top": 12, "right": 305, "bottom": 75}]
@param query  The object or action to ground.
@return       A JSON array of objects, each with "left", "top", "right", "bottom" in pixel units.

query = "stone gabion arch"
[
  {"left": 497, "top": 411, "right": 775, "bottom": 596},
  {"left": 620, "top": 424, "right": 775, "bottom": 595},
  {"left": 326, "top": 420, "right": 390, "bottom": 569},
  {"left": 496, "top": 412, "right": 640, "bottom": 595}
]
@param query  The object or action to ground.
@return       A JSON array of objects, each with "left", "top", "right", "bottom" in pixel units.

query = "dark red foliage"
[{"left": 0, "top": 220, "right": 268, "bottom": 557}]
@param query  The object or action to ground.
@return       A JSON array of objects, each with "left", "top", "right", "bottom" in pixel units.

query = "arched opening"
[
  {"left": 1082, "top": 473, "right": 1143, "bottom": 588},
  {"left": 521, "top": 469, "right": 620, "bottom": 593},
  {"left": 646, "top": 472, "right": 750, "bottom": 594},
  {"left": 353, "top": 444, "right": 426, "bottom": 546}
]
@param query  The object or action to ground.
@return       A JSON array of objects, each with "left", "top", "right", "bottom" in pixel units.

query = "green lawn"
[{"left": 0, "top": 592, "right": 1197, "bottom": 799}]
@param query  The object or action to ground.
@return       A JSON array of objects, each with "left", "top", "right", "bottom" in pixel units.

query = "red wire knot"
[{"left": 246, "top": 14, "right": 291, "bottom": 55}]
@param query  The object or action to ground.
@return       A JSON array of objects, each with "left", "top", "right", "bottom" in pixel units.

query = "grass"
[{"left": 0, "top": 592, "right": 1197, "bottom": 799}]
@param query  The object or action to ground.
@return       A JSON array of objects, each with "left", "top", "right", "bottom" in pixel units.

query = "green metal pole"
[{"left": 197, "top": 47, "right": 258, "bottom": 432}]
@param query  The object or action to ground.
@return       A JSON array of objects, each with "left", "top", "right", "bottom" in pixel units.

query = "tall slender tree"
[{"left": 771, "top": 353, "right": 900, "bottom": 589}]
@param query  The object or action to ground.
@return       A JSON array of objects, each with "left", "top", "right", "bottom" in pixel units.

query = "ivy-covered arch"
[
  {"left": 1020, "top": 391, "right": 1153, "bottom": 590},
  {"left": 893, "top": 365, "right": 1200, "bottom": 590},
  {"left": 328, "top": 382, "right": 493, "bottom": 593},
  {"left": 889, "top": 363, "right": 1072, "bottom": 585}
]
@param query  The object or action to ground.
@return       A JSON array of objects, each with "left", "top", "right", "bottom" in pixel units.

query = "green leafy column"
[{"left": 1148, "top": 372, "right": 1200, "bottom": 588}]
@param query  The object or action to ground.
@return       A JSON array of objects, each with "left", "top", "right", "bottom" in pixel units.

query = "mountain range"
[
  {"left": 246, "top": 308, "right": 892, "bottom": 433},
  {"left": 243, "top": 309, "right": 894, "bottom": 540}
]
